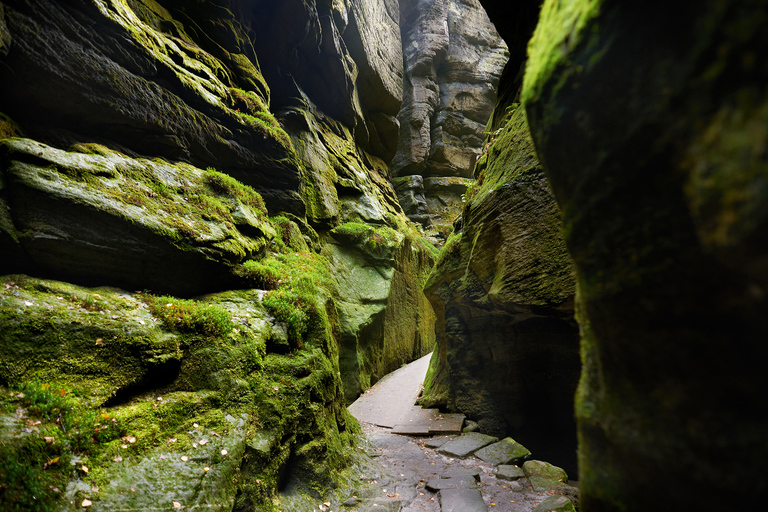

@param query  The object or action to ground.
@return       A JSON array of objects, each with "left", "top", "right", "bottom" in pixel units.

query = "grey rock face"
[{"left": 394, "top": 0, "right": 508, "bottom": 230}]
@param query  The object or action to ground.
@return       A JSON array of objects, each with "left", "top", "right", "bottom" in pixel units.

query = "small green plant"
[
  {"left": 0, "top": 382, "right": 124, "bottom": 511},
  {"left": 142, "top": 295, "right": 233, "bottom": 337}
]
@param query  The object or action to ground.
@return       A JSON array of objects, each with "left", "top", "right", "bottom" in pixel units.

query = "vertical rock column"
[
  {"left": 394, "top": 0, "right": 508, "bottom": 234},
  {"left": 523, "top": 1, "right": 768, "bottom": 509}
]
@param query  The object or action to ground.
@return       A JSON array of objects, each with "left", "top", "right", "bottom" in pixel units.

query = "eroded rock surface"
[
  {"left": 520, "top": 0, "right": 768, "bottom": 509},
  {"left": 423, "top": 101, "right": 579, "bottom": 476},
  {"left": 394, "top": 0, "right": 508, "bottom": 232}
]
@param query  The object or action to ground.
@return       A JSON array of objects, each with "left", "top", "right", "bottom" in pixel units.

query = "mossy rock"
[
  {"left": 0, "top": 273, "right": 360, "bottom": 511},
  {"left": 0, "top": 138, "right": 275, "bottom": 296}
]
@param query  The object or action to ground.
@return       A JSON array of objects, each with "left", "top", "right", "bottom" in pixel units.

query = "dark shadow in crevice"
[{"left": 100, "top": 360, "right": 182, "bottom": 407}]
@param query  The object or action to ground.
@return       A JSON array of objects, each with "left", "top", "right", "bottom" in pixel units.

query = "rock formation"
[
  {"left": 0, "top": 0, "right": 454, "bottom": 509},
  {"left": 417, "top": 0, "right": 582, "bottom": 476},
  {"left": 517, "top": 0, "right": 768, "bottom": 510},
  {"left": 394, "top": 0, "right": 508, "bottom": 233}
]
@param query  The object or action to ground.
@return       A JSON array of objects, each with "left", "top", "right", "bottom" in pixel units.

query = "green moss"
[
  {"left": 242, "top": 252, "right": 334, "bottom": 345},
  {"left": 330, "top": 222, "right": 404, "bottom": 260},
  {"left": 230, "top": 88, "right": 293, "bottom": 152},
  {"left": 522, "top": 0, "right": 603, "bottom": 105},
  {"left": 142, "top": 294, "right": 233, "bottom": 337},
  {"left": 0, "top": 381, "right": 125, "bottom": 511}
]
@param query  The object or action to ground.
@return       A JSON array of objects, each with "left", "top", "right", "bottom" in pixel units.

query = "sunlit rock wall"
[{"left": 394, "top": 0, "right": 508, "bottom": 233}]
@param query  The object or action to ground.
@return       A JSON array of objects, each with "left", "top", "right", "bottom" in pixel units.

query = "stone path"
[{"left": 345, "top": 355, "right": 578, "bottom": 512}]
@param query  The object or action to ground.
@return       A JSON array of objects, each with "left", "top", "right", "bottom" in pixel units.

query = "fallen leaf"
[
  {"left": 130, "top": 487, "right": 136, "bottom": 492},
  {"left": 81, "top": 465, "right": 89, "bottom": 473},
  {"left": 43, "top": 436, "right": 55, "bottom": 444},
  {"left": 199, "top": 439, "right": 207, "bottom": 446},
  {"left": 23, "top": 300, "right": 34, "bottom": 307},
  {"left": 172, "top": 501, "right": 182, "bottom": 509},
  {"left": 95, "top": 338, "right": 103, "bottom": 346},
  {"left": 192, "top": 443, "right": 198, "bottom": 448},
  {"left": 27, "top": 420, "right": 42, "bottom": 426},
  {"left": 91, "top": 486, "right": 99, "bottom": 493},
  {"left": 81, "top": 499, "right": 92, "bottom": 508},
  {"left": 113, "top": 456, "right": 123, "bottom": 462},
  {"left": 138, "top": 320, "right": 145, "bottom": 325},
  {"left": 51, "top": 487, "right": 60, "bottom": 493},
  {"left": 168, "top": 437, "right": 177, "bottom": 444},
  {"left": 324, "top": 502, "right": 331, "bottom": 507}
]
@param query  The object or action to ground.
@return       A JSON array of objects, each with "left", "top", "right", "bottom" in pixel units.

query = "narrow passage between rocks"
[{"left": 346, "top": 355, "right": 577, "bottom": 512}]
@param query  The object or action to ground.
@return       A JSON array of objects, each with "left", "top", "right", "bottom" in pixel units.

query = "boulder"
[
  {"left": 534, "top": 496, "right": 576, "bottom": 512},
  {"left": 474, "top": 437, "right": 531, "bottom": 466},
  {"left": 522, "top": 460, "right": 568, "bottom": 493},
  {"left": 494, "top": 465, "right": 525, "bottom": 481},
  {"left": 522, "top": 0, "right": 768, "bottom": 509}
]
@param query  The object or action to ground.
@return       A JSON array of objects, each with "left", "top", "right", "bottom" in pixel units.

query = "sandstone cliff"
[
  {"left": 515, "top": 0, "right": 768, "bottom": 509},
  {"left": 0, "top": 1, "right": 455, "bottom": 509},
  {"left": 393, "top": 0, "right": 508, "bottom": 234}
]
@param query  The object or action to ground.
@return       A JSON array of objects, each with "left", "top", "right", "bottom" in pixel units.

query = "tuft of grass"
[{"left": 142, "top": 294, "right": 233, "bottom": 337}]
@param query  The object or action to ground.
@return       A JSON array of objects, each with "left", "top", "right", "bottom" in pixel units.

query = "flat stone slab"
[
  {"left": 424, "top": 436, "right": 454, "bottom": 449},
  {"left": 439, "top": 488, "right": 488, "bottom": 512},
  {"left": 425, "top": 475, "right": 478, "bottom": 491},
  {"left": 437, "top": 432, "right": 499, "bottom": 458},
  {"left": 495, "top": 464, "right": 526, "bottom": 481},
  {"left": 391, "top": 407, "right": 465, "bottom": 435},
  {"left": 474, "top": 437, "right": 531, "bottom": 466}
]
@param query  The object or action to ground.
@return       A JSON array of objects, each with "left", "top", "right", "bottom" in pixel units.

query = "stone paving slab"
[
  {"left": 392, "top": 407, "right": 465, "bottom": 435},
  {"left": 425, "top": 475, "right": 478, "bottom": 491},
  {"left": 495, "top": 464, "right": 526, "bottom": 481},
  {"left": 437, "top": 432, "right": 499, "bottom": 458},
  {"left": 474, "top": 437, "right": 531, "bottom": 466},
  {"left": 439, "top": 488, "right": 488, "bottom": 512}
]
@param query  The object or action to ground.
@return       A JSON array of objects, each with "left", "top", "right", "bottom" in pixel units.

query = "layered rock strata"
[
  {"left": 0, "top": 0, "right": 442, "bottom": 509},
  {"left": 394, "top": 0, "right": 508, "bottom": 233}
]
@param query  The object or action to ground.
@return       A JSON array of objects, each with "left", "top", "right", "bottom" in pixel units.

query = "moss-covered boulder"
[
  {"left": 522, "top": 0, "right": 768, "bottom": 509},
  {"left": 423, "top": 101, "right": 579, "bottom": 475},
  {"left": 0, "top": 273, "right": 359, "bottom": 511},
  {"left": 0, "top": 138, "right": 274, "bottom": 296}
]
